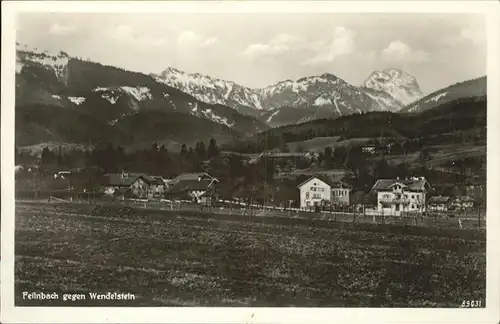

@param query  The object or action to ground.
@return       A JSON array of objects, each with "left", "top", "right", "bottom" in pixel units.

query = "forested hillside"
[{"left": 228, "top": 96, "right": 486, "bottom": 154}]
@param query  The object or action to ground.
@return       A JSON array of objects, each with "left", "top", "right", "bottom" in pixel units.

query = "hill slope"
[
  {"left": 229, "top": 95, "right": 486, "bottom": 153},
  {"left": 402, "top": 76, "right": 486, "bottom": 113},
  {"left": 15, "top": 43, "right": 267, "bottom": 150}
]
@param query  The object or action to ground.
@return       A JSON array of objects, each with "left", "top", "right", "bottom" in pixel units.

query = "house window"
[
  {"left": 411, "top": 204, "right": 415, "bottom": 209},
  {"left": 404, "top": 195, "right": 408, "bottom": 199},
  {"left": 412, "top": 195, "right": 415, "bottom": 199},
  {"left": 383, "top": 194, "right": 390, "bottom": 199},
  {"left": 396, "top": 204, "right": 400, "bottom": 211},
  {"left": 306, "top": 201, "right": 311, "bottom": 206},
  {"left": 306, "top": 192, "right": 310, "bottom": 199}
]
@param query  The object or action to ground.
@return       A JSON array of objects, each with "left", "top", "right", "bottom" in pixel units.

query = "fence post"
[
  {"left": 478, "top": 206, "right": 481, "bottom": 227},
  {"left": 250, "top": 197, "right": 253, "bottom": 218}
]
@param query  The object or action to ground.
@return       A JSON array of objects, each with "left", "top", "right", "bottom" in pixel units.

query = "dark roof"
[
  {"left": 167, "top": 179, "right": 216, "bottom": 194},
  {"left": 265, "top": 152, "right": 310, "bottom": 158},
  {"left": 152, "top": 176, "right": 166, "bottom": 185},
  {"left": 330, "top": 182, "right": 353, "bottom": 189},
  {"left": 428, "top": 196, "right": 451, "bottom": 204},
  {"left": 127, "top": 173, "right": 156, "bottom": 183},
  {"left": 371, "top": 178, "right": 429, "bottom": 191},
  {"left": 170, "top": 172, "right": 216, "bottom": 184},
  {"left": 102, "top": 173, "right": 155, "bottom": 186}
]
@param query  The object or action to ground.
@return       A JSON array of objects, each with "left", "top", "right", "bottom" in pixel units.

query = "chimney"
[
  {"left": 396, "top": 176, "right": 399, "bottom": 181},
  {"left": 198, "top": 176, "right": 201, "bottom": 182}
]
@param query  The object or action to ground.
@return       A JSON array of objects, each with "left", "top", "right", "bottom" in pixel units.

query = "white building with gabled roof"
[
  {"left": 297, "top": 176, "right": 332, "bottom": 209},
  {"left": 371, "top": 177, "right": 431, "bottom": 216}
]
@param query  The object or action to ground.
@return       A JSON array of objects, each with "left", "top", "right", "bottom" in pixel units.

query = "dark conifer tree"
[
  {"left": 207, "top": 138, "right": 219, "bottom": 159},
  {"left": 180, "top": 144, "right": 188, "bottom": 156}
]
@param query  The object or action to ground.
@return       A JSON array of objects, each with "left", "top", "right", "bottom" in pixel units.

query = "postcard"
[{"left": 1, "top": 1, "right": 499, "bottom": 323}]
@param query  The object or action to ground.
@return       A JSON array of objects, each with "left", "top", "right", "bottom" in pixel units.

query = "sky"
[{"left": 16, "top": 12, "right": 486, "bottom": 94}]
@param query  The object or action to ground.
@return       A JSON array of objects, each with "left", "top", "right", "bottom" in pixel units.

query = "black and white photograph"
[{"left": 1, "top": 1, "right": 499, "bottom": 323}]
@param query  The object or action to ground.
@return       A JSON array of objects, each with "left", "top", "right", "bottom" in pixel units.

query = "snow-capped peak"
[
  {"left": 364, "top": 68, "right": 423, "bottom": 105},
  {"left": 155, "top": 65, "right": 415, "bottom": 120},
  {"left": 154, "top": 67, "right": 264, "bottom": 111},
  {"left": 16, "top": 42, "right": 69, "bottom": 81}
]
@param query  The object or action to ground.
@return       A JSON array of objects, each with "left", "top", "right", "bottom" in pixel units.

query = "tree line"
[{"left": 228, "top": 96, "right": 486, "bottom": 154}]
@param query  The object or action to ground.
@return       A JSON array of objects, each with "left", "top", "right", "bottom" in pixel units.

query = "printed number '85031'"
[{"left": 461, "top": 300, "right": 482, "bottom": 308}]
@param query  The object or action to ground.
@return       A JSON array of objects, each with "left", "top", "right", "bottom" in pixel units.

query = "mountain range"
[
  {"left": 153, "top": 67, "right": 423, "bottom": 127},
  {"left": 14, "top": 42, "right": 486, "bottom": 154},
  {"left": 15, "top": 43, "right": 268, "bottom": 153}
]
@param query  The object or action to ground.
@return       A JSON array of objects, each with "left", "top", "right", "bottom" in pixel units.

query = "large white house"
[
  {"left": 371, "top": 177, "right": 431, "bottom": 216},
  {"left": 297, "top": 176, "right": 354, "bottom": 209},
  {"left": 297, "top": 176, "right": 331, "bottom": 209}
]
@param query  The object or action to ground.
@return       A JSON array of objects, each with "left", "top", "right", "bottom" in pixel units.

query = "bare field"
[{"left": 15, "top": 202, "right": 486, "bottom": 307}]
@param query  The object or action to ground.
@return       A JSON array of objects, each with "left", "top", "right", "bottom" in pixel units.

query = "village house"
[
  {"left": 361, "top": 145, "right": 376, "bottom": 155},
  {"left": 169, "top": 172, "right": 215, "bottom": 184},
  {"left": 465, "top": 177, "right": 486, "bottom": 202},
  {"left": 371, "top": 177, "right": 431, "bottom": 216},
  {"left": 53, "top": 170, "right": 71, "bottom": 180},
  {"left": 449, "top": 196, "right": 475, "bottom": 211},
  {"left": 166, "top": 172, "right": 219, "bottom": 204},
  {"left": 297, "top": 176, "right": 331, "bottom": 209},
  {"left": 219, "top": 151, "right": 255, "bottom": 165},
  {"left": 150, "top": 176, "right": 167, "bottom": 197},
  {"left": 260, "top": 152, "right": 314, "bottom": 169},
  {"left": 162, "top": 178, "right": 173, "bottom": 189},
  {"left": 428, "top": 196, "right": 451, "bottom": 212},
  {"left": 101, "top": 172, "right": 156, "bottom": 199},
  {"left": 297, "top": 175, "right": 354, "bottom": 209},
  {"left": 330, "top": 182, "right": 352, "bottom": 207}
]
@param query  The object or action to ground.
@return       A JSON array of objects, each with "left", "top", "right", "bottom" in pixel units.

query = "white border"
[{"left": 2, "top": 1, "right": 499, "bottom": 323}]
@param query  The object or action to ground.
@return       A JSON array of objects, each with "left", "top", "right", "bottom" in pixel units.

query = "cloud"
[
  {"left": 242, "top": 43, "right": 288, "bottom": 57},
  {"left": 104, "top": 25, "right": 168, "bottom": 48},
  {"left": 460, "top": 26, "right": 485, "bottom": 43},
  {"left": 242, "top": 33, "right": 301, "bottom": 57},
  {"left": 177, "top": 30, "right": 219, "bottom": 48},
  {"left": 301, "top": 27, "right": 355, "bottom": 66},
  {"left": 382, "top": 40, "right": 429, "bottom": 63},
  {"left": 48, "top": 23, "right": 75, "bottom": 35}
]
